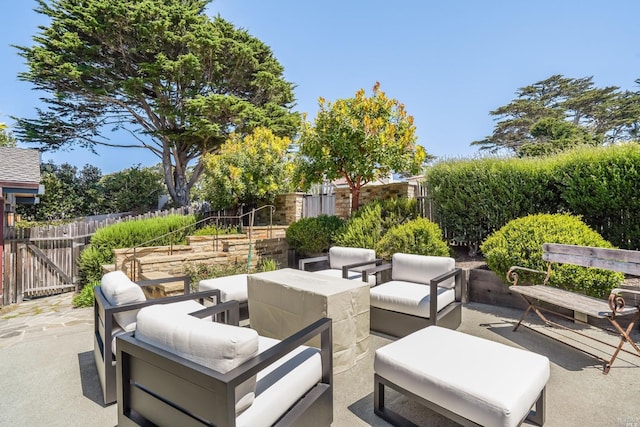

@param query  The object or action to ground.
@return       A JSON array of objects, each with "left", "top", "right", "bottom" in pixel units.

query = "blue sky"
[{"left": 1, "top": 0, "right": 639, "bottom": 173}]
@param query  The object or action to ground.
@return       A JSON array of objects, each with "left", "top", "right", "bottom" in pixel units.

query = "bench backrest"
[{"left": 542, "top": 243, "right": 640, "bottom": 276}]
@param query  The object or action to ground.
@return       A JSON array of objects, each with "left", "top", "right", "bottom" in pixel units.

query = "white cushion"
[
  {"left": 237, "top": 336, "right": 322, "bottom": 427},
  {"left": 199, "top": 274, "right": 248, "bottom": 302},
  {"left": 100, "top": 271, "right": 146, "bottom": 330},
  {"left": 370, "top": 281, "right": 455, "bottom": 317},
  {"left": 391, "top": 253, "right": 456, "bottom": 289},
  {"left": 136, "top": 305, "right": 259, "bottom": 414},
  {"left": 328, "top": 246, "right": 376, "bottom": 271},
  {"left": 375, "top": 326, "right": 550, "bottom": 427},
  {"left": 313, "top": 268, "right": 377, "bottom": 286}
]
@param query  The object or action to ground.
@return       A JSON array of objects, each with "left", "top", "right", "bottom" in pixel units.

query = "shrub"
[
  {"left": 285, "top": 215, "right": 345, "bottom": 255},
  {"left": 72, "top": 280, "right": 99, "bottom": 308},
  {"left": 183, "top": 262, "right": 248, "bottom": 289},
  {"left": 193, "top": 224, "right": 240, "bottom": 236},
  {"left": 481, "top": 213, "right": 624, "bottom": 298},
  {"left": 78, "top": 214, "right": 197, "bottom": 285},
  {"left": 336, "top": 198, "right": 420, "bottom": 249},
  {"left": 376, "top": 218, "right": 450, "bottom": 260}
]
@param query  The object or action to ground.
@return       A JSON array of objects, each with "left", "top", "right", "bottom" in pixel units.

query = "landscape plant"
[
  {"left": 376, "top": 218, "right": 450, "bottom": 260},
  {"left": 295, "top": 82, "right": 429, "bottom": 211},
  {"left": 481, "top": 213, "right": 623, "bottom": 298},
  {"left": 285, "top": 215, "right": 345, "bottom": 255}
]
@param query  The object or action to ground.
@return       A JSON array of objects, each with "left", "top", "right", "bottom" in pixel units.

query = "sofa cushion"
[
  {"left": 199, "top": 274, "right": 248, "bottom": 302},
  {"left": 236, "top": 336, "right": 322, "bottom": 427},
  {"left": 136, "top": 305, "right": 259, "bottom": 414},
  {"left": 328, "top": 246, "right": 376, "bottom": 271},
  {"left": 100, "top": 270, "right": 146, "bottom": 331},
  {"left": 370, "top": 281, "right": 455, "bottom": 318},
  {"left": 391, "top": 253, "right": 456, "bottom": 289}
]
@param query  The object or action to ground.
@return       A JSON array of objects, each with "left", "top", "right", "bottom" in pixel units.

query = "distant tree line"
[
  {"left": 17, "top": 162, "right": 165, "bottom": 222},
  {"left": 473, "top": 74, "right": 640, "bottom": 157}
]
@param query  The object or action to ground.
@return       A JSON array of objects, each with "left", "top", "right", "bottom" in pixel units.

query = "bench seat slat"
[{"left": 509, "top": 285, "right": 639, "bottom": 318}]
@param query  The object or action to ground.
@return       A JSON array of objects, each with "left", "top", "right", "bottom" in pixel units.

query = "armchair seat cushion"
[
  {"left": 199, "top": 274, "right": 248, "bottom": 303},
  {"left": 236, "top": 336, "right": 322, "bottom": 427},
  {"left": 136, "top": 305, "right": 259, "bottom": 414},
  {"left": 370, "top": 281, "right": 455, "bottom": 318}
]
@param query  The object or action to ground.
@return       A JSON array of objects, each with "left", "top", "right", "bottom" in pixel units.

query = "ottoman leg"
[{"left": 526, "top": 387, "right": 546, "bottom": 426}]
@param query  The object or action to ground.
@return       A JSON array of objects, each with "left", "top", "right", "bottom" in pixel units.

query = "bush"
[
  {"left": 183, "top": 262, "right": 248, "bottom": 289},
  {"left": 72, "top": 280, "right": 99, "bottom": 308},
  {"left": 78, "top": 214, "right": 197, "bottom": 285},
  {"left": 376, "top": 218, "right": 450, "bottom": 260},
  {"left": 285, "top": 215, "right": 345, "bottom": 255},
  {"left": 336, "top": 198, "right": 420, "bottom": 249},
  {"left": 193, "top": 224, "right": 240, "bottom": 236},
  {"left": 481, "top": 213, "right": 624, "bottom": 298}
]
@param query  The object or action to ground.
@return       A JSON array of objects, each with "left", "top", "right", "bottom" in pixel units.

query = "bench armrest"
[
  {"left": 506, "top": 266, "right": 548, "bottom": 286},
  {"left": 299, "top": 255, "right": 329, "bottom": 271},
  {"left": 609, "top": 287, "right": 640, "bottom": 313},
  {"left": 341, "top": 258, "right": 383, "bottom": 278}
]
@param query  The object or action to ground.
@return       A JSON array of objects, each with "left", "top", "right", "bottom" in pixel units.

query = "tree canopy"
[
  {"left": 295, "top": 83, "right": 429, "bottom": 211},
  {"left": 201, "top": 127, "right": 295, "bottom": 210},
  {"left": 14, "top": 0, "right": 299, "bottom": 206},
  {"left": 472, "top": 75, "right": 640, "bottom": 156},
  {"left": 0, "top": 123, "right": 17, "bottom": 147}
]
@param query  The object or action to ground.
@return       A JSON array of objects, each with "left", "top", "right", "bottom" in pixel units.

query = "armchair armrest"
[
  {"left": 299, "top": 255, "right": 329, "bottom": 271},
  {"left": 430, "top": 268, "right": 463, "bottom": 313},
  {"left": 362, "top": 263, "right": 392, "bottom": 286},
  {"left": 341, "top": 258, "right": 383, "bottom": 278},
  {"left": 506, "top": 265, "right": 547, "bottom": 286},
  {"left": 189, "top": 300, "right": 240, "bottom": 326}
]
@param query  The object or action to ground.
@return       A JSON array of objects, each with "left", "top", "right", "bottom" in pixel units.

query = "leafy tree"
[
  {"left": 473, "top": 75, "right": 640, "bottom": 156},
  {"left": 296, "top": 82, "right": 429, "bottom": 211},
  {"left": 101, "top": 165, "right": 165, "bottom": 214},
  {"left": 14, "top": 0, "right": 299, "bottom": 207},
  {"left": 202, "top": 127, "right": 295, "bottom": 210},
  {"left": 0, "top": 123, "right": 17, "bottom": 147}
]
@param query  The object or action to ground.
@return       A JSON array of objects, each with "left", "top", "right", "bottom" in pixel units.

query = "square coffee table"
[{"left": 248, "top": 268, "right": 370, "bottom": 374}]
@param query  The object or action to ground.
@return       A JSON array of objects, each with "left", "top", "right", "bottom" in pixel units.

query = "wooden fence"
[{"left": 1, "top": 207, "right": 200, "bottom": 306}]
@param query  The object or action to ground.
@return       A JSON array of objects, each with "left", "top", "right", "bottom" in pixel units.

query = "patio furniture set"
[{"left": 93, "top": 244, "right": 640, "bottom": 426}]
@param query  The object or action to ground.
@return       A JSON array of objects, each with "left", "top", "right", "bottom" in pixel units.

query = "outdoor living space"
[{"left": 1, "top": 288, "right": 639, "bottom": 426}]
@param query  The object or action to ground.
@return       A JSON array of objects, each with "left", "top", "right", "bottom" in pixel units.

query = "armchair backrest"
[
  {"left": 100, "top": 270, "right": 147, "bottom": 331},
  {"left": 329, "top": 246, "right": 376, "bottom": 271},
  {"left": 391, "top": 253, "right": 456, "bottom": 288},
  {"left": 136, "top": 304, "right": 260, "bottom": 414}
]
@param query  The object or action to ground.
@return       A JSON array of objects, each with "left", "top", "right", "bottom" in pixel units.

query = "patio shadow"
[{"left": 77, "top": 350, "right": 109, "bottom": 407}]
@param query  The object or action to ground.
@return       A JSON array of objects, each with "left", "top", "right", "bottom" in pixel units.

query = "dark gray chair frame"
[
  {"left": 374, "top": 373, "right": 545, "bottom": 427},
  {"left": 116, "top": 301, "right": 333, "bottom": 427},
  {"left": 94, "top": 275, "right": 220, "bottom": 405},
  {"left": 364, "top": 264, "right": 463, "bottom": 337},
  {"left": 299, "top": 254, "right": 383, "bottom": 279}
]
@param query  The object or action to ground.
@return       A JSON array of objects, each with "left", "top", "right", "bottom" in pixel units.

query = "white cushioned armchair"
[
  {"left": 116, "top": 301, "right": 333, "bottom": 427},
  {"left": 94, "top": 270, "right": 220, "bottom": 405},
  {"left": 363, "top": 253, "right": 463, "bottom": 337},
  {"left": 299, "top": 246, "right": 382, "bottom": 285}
]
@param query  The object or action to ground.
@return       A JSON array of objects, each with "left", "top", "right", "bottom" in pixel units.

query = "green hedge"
[
  {"left": 376, "top": 218, "right": 450, "bottom": 260},
  {"left": 285, "top": 215, "right": 345, "bottom": 255},
  {"left": 78, "top": 214, "right": 197, "bottom": 284},
  {"left": 481, "top": 213, "right": 623, "bottom": 298},
  {"left": 425, "top": 144, "right": 640, "bottom": 250}
]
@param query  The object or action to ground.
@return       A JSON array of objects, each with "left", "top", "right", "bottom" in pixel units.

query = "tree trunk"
[{"left": 351, "top": 186, "right": 361, "bottom": 212}]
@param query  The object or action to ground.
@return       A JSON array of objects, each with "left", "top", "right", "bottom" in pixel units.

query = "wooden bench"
[{"left": 507, "top": 243, "right": 640, "bottom": 374}]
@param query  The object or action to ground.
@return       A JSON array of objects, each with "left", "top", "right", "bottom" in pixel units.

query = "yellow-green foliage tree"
[
  {"left": 0, "top": 123, "right": 17, "bottom": 147},
  {"left": 295, "top": 82, "right": 430, "bottom": 211},
  {"left": 202, "top": 127, "right": 295, "bottom": 209}
]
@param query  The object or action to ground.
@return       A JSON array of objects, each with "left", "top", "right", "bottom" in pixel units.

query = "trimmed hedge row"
[{"left": 424, "top": 144, "right": 640, "bottom": 250}]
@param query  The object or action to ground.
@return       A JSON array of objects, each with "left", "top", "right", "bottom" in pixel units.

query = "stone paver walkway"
[{"left": 0, "top": 292, "right": 92, "bottom": 350}]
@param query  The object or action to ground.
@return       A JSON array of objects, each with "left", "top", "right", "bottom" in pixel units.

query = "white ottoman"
[
  {"left": 374, "top": 326, "right": 549, "bottom": 427},
  {"left": 198, "top": 273, "right": 248, "bottom": 303}
]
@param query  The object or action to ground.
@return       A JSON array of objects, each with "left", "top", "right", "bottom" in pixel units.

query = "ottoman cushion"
[{"left": 375, "top": 326, "right": 549, "bottom": 427}]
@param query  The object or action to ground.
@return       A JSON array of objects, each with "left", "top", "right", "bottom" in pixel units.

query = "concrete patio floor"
[{"left": 1, "top": 293, "right": 639, "bottom": 426}]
